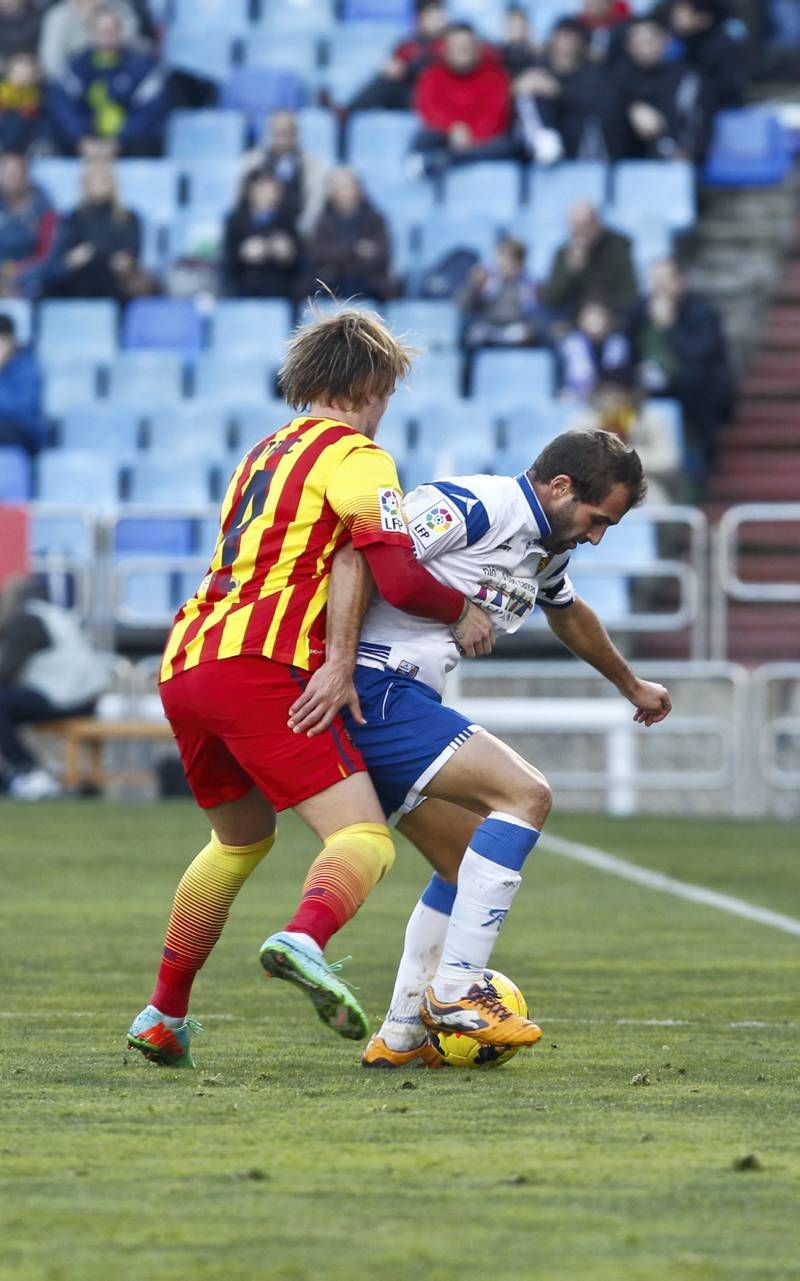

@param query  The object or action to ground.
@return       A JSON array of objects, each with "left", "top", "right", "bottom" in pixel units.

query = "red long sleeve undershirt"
[{"left": 363, "top": 540, "right": 465, "bottom": 626}]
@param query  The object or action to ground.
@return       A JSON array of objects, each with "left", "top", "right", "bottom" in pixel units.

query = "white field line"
[
  {"left": 0, "top": 1012, "right": 796, "bottom": 1030},
  {"left": 540, "top": 832, "right": 800, "bottom": 939}
]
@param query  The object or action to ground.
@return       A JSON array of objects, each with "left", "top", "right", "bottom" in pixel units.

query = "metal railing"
[
  {"left": 712, "top": 502, "right": 800, "bottom": 659},
  {"left": 750, "top": 663, "right": 800, "bottom": 798}
]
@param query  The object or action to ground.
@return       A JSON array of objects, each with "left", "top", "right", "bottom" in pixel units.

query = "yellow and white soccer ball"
[{"left": 427, "top": 969, "right": 528, "bottom": 1068}]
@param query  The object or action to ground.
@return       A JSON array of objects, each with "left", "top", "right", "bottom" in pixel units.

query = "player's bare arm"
[{"left": 544, "top": 595, "right": 672, "bottom": 726}]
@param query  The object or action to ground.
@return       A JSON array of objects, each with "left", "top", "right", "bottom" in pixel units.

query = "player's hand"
[
  {"left": 287, "top": 660, "right": 366, "bottom": 737},
  {"left": 626, "top": 678, "right": 672, "bottom": 727},
  {"left": 451, "top": 601, "right": 495, "bottom": 658}
]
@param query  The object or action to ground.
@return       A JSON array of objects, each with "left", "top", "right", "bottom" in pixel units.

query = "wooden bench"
[{"left": 35, "top": 718, "right": 175, "bottom": 791}]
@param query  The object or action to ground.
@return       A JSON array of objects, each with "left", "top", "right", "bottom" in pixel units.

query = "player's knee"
[
  {"left": 332, "top": 821, "right": 395, "bottom": 881},
  {"left": 515, "top": 772, "right": 552, "bottom": 828}
]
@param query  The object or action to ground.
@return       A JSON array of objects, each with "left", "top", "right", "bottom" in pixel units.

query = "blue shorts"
[{"left": 344, "top": 667, "right": 478, "bottom": 822}]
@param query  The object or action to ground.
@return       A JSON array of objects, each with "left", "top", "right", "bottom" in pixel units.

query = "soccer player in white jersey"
[{"left": 290, "top": 429, "right": 673, "bottom": 1066}]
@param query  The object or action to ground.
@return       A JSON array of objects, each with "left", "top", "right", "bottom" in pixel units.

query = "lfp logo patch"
[
  {"left": 378, "top": 487, "right": 406, "bottom": 534},
  {"left": 425, "top": 506, "right": 454, "bottom": 536}
]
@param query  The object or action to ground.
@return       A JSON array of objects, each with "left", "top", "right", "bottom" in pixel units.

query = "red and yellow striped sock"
[
  {"left": 284, "top": 822, "right": 395, "bottom": 950},
  {"left": 151, "top": 830, "right": 275, "bottom": 1017}
]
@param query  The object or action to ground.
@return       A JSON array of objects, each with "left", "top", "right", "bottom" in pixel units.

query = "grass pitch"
[{"left": 1, "top": 802, "right": 798, "bottom": 1281}]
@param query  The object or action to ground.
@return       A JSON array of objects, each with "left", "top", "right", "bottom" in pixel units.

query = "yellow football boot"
[
  {"left": 361, "top": 1033, "right": 447, "bottom": 1069},
  {"left": 420, "top": 983, "right": 542, "bottom": 1046}
]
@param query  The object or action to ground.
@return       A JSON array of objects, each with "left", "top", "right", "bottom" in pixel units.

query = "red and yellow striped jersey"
[{"left": 160, "top": 416, "right": 410, "bottom": 681}]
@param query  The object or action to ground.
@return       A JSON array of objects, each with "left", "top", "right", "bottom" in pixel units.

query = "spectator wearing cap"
[
  {"left": 513, "top": 18, "right": 613, "bottom": 164},
  {"left": 411, "top": 22, "right": 515, "bottom": 174},
  {"left": 556, "top": 299, "right": 632, "bottom": 400},
  {"left": 224, "top": 169, "right": 300, "bottom": 301},
  {"left": 660, "top": 0, "right": 747, "bottom": 108},
  {"left": 610, "top": 16, "right": 714, "bottom": 161},
  {"left": 48, "top": 161, "right": 149, "bottom": 301},
  {"left": 242, "top": 110, "right": 328, "bottom": 237},
  {"left": 304, "top": 167, "right": 393, "bottom": 303},
  {"left": 349, "top": 1, "right": 447, "bottom": 114},
  {"left": 0, "top": 152, "right": 57, "bottom": 299},
  {"left": 0, "top": 0, "right": 41, "bottom": 65},
  {"left": 47, "top": 4, "right": 168, "bottom": 158},
  {"left": 0, "top": 312, "right": 45, "bottom": 455},
  {"left": 539, "top": 200, "right": 638, "bottom": 324},
  {"left": 458, "top": 235, "right": 542, "bottom": 351},
  {"left": 38, "top": 0, "right": 137, "bottom": 82},
  {"left": 0, "top": 51, "right": 43, "bottom": 151},
  {"left": 631, "top": 258, "right": 732, "bottom": 486}
]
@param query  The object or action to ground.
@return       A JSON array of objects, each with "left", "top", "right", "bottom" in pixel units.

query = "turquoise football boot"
[
  {"left": 126, "top": 1004, "right": 201, "bottom": 1067},
  {"left": 259, "top": 931, "right": 368, "bottom": 1040}
]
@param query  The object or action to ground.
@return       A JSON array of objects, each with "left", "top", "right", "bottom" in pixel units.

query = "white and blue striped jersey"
[{"left": 357, "top": 472, "right": 575, "bottom": 694}]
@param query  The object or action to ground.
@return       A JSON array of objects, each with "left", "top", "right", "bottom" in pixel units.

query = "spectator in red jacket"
[
  {"left": 349, "top": 0, "right": 447, "bottom": 113},
  {"left": 411, "top": 22, "right": 515, "bottom": 174}
]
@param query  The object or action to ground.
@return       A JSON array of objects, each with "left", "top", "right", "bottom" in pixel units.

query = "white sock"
[
  {"left": 379, "top": 875, "right": 456, "bottom": 1051},
  {"left": 284, "top": 931, "right": 322, "bottom": 955},
  {"left": 432, "top": 812, "right": 540, "bottom": 1002},
  {"left": 152, "top": 1005, "right": 184, "bottom": 1029}
]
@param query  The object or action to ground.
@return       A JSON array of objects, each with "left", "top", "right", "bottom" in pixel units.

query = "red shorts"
[{"left": 160, "top": 654, "right": 366, "bottom": 812}]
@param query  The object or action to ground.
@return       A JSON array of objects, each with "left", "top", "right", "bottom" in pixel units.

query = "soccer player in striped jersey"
[
  {"left": 291, "top": 430, "right": 672, "bottom": 1067},
  {"left": 126, "top": 309, "right": 495, "bottom": 1068}
]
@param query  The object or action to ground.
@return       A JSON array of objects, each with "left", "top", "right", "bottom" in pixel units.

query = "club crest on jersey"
[{"left": 378, "top": 487, "right": 406, "bottom": 534}]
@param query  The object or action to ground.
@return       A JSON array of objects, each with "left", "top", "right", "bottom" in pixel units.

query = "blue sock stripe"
[
  {"left": 421, "top": 873, "right": 457, "bottom": 916},
  {"left": 468, "top": 817, "right": 540, "bottom": 872}
]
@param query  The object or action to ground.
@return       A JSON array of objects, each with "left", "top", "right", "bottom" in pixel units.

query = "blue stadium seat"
[
  {"left": 704, "top": 109, "right": 792, "bottom": 187},
  {"left": 612, "top": 160, "right": 695, "bottom": 232},
  {"left": 117, "top": 569, "right": 177, "bottom": 622},
  {"left": 443, "top": 162, "right": 522, "bottom": 223},
  {"left": 126, "top": 455, "right": 212, "bottom": 505},
  {"left": 408, "top": 399, "right": 499, "bottom": 455},
  {"left": 646, "top": 398, "right": 685, "bottom": 460},
  {"left": 417, "top": 213, "right": 497, "bottom": 279},
  {"left": 168, "top": 212, "right": 225, "bottom": 264},
  {"left": 37, "top": 450, "right": 119, "bottom": 506},
  {"left": 107, "top": 354, "right": 185, "bottom": 405},
  {"left": 385, "top": 300, "right": 460, "bottom": 350},
  {"left": 527, "top": 0, "right": 581, "bottom": 39},
  {"left": 115, "top": 161, "right": 179, "bottom": 226},
  {"left": 38, "top": 300, "right": 118, "bottom": 364},
  {"left": 163, "top": 26, "right": 236, "bottom": 83},
  {"left": 212, "top": 300, "right": 293, "bottom": 361},
  {"left": 122, "top": 300, "right": 204, "bottom": 356},
  {"left": 0, "top": 446, "right": 32, "bottom": 500},
  {"left": 531, "top": 162, "right": 608, "bottom": 224},
  {"left": 254, "top": 0, "right": 335, "bottom": 34},
  {"left": 398, "top": 450, "right": 441, "bottom": 493},
  {"left": 0, "top": 299, "right": 32, "bottom": 344},
  {"left": 471, "top": 349, "right": 555, "bottom": 402},
  {"left": 245, "top": 31, "right": 319, "bottom": 78},
  {"left": 183, "top": 159, "right": 241, "bottom": 217},
  {"left": 166, "top": 109, "right": 246, "bottom": 161},
  {"left": 43, "top": 364, "right": 101, "bottom": 416},
  {"left": 322, "top": 24, "right": 406, "bottom": 101},
  {"left": 509, "top": 212, "right": 566, "bottom": 279},
  {"left": 59, "top": 405, "right": 140, "bottom": 454},
  {"left": 347, "top": 111, "right": 417, "bottom": 168},
  {"left": 30, "top": 158, "right": 80, "bottom": 211},
  {"left": 114, "top": 516, "right": 195, "bottom": 557},
  {"left": 228, "top": 401, "right": 289, "bottom": 446},
  {"left": 405, "top": 350, "right": 463, "bottom": 399},
  {"left": 342, "top": 0, "right": 413, "bottom": 18},
  {"left": 173, "top": 0, "right": 250, "bottom": 31},
  {"left": 580, "top": 516, "right": 657, "bottom": 567},
  {"left": 193, "top": 357, "right": 270, "bottom": 402},
  {"left": 146, "top": 405, "right": 230, "bottom": 455},
  {"left": 556, "top": 572, "right": 629, "bottom": 624},
  {"left": 30, "top": 510, "right": 94, "bottom": 562},
  {"left": 221, "top": 69, "right": 308, "bottom": 126},
  {"left": 499, "top": 399, "right": 577, "bottom": 453},
  {"left": 296, "top": 108, "right": 338, "bottom": 161}
]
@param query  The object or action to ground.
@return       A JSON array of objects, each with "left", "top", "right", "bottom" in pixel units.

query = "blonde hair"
[{"left": 278, "top": 305, "right": 416, "bottom": 411}]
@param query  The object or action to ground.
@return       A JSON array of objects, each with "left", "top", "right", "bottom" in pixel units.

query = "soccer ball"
[{"left": 427, "top": 969, "right": 529, "bottom": 1069}]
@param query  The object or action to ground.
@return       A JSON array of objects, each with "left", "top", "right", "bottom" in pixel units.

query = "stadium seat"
[
  {"left": 527, "top": 0, "right": 581, "bottom": 38},
  {"left": 405, "top": 349, "right": 463, "bottom": 399},
  {"left": 228, "top": 400, "right": 289, "bottom": 446},
  {"left": 704, "top": 109, "right": 792, "bottom": 187},
  {"left": 122, "top": 300, "right": 204, "bottom": 356},
  {"left": 499, "top": 399, "right": 577, "bottom": 453},
  {"left": 126, "top": 455, "right": 212, "bottom": 505},
  {"left": 173, "top": 0, "right": 250, "bottom": 31},
  {"left": 296, "top": 108, "right": 339, "bottom": 162},
  {"left": 42, "top": 364, "right": 101, "bottom": 416},
  {"left": 0, "top": 446, "right": 32, "bottom": 500},
  {"left": 37, "top": 450, "right": 119, "bottom": 506},
  {"left": 443, "top": 162, "right": 522, "bottom": 223},
  {"left": 416, "top": 213, "right": 497, "bottom": 287},
  {"left": 646, "top": 398, "right": 685, "bottom": 459},
  {"left": 221, "top": 69, "right": 308, "bottom": 127},
  {"left": 342, "top": 0, "right": 413, "bottom": 19},
  {"left": 254, "top": 0, "right": 335, "bottom": 35},
  {"left": 114, "top": 516, "right": 195, "bottom": 557},
  {"left": 193, "top": 357, "right": 271, "bottom": 402},
  {"left": 30, "top": 158, "right": 80, "bottom": 211},
  {"left": 211, "top": 300, "right": 293, "bottom": 361},
  {"left": 530, "top": 161, "right": 608, "bottom": 224},
  {"left": 183, "top": 159, "right": 241, "bottom": 217},
  {"left": 166, "top": 110, "right": 246, "bottom": 161},
  {"left": 115, "top": 161, "right": 179, "bottom": 226},
  {"left": 398, "top": 450, "right": 442, "bottom": 493},
  {"left": 385, "top": 300, "right": 460, "bottom": 351},
  {"left": 30, "top": 510, "right": 94, "bottom": 563},
  {"left": 107, "top": 354, "right": 185, "bottom": 405},
  {"left": 244, "top": 31, "right": 319, "bottom": 79},
  {"left": 471, "top": 349, "right": 555, "bottom": 403},
  {"left": 38, "top": 300, "right": 118, "bottom": 364},
  {"left": 580, "top": 516, "right": 657, "bottom": 568},
  {"left": 163, "top": 26, "right": 236, "bottom": 83},
  {"left": 0, "top": 299, "right": 32, "bottom": 344},
  {"left": 408, "top": 398, "right": 499, "bottom": 455},
  {"left": 146, "top": 405, "right": 230, "bottom": 455},
  {"left": 347, "top": 111, "right": 417, "bottom": 169},
  {"left": 168, "top": 211, "right": 225, "bottom": 264},
  {"left": 59, "top": 405, "right": 140, "bottom": 455},
  {"left": 554, "top": 571, "right": 630, "bottom": 623},
  {"left": 117, "top": 569, "right": 178, "bottom": 622},
  {"left": 613, "top": 160, "right": 695, "bottom": 232},
  {"left": 322, "top": 24, "right": 406, "bottom": 102}
]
